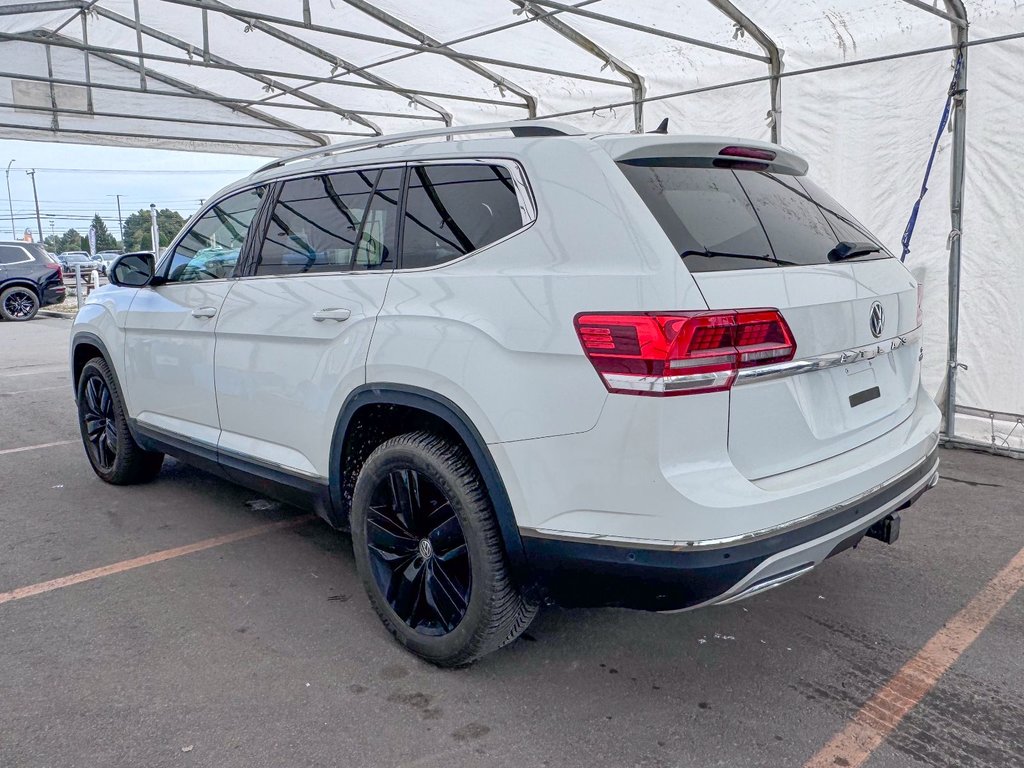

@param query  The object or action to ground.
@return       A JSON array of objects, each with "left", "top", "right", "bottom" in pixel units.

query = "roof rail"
[{"left": 252, "top": 119, "right": 585, "bottom": 175}]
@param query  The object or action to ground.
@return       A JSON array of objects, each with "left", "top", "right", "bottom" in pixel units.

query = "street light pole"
[
  {"left": 4, "top": 160, "right": 14, "bottom": 239},
  {"left": 25, "top": 169, "right": 43, "bottom": 244}
]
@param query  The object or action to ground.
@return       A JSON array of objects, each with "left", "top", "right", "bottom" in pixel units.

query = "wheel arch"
[
  {"left": 70, "top": 331, "right": 115, "bottom": 387},
  {"left": 330, "top": 384, "right": 530, "bottom": 583},
  {"left": 0, "top": 279, "right": 42, "bottom": 299}
]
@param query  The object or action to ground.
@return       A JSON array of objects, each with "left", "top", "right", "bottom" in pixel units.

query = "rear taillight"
[
  {"left": 916, "top": 282, "right": 924, "bottom": 327},
  {"left": 45, "top": 262, "right": 63, "bottom": 281},
  {"left": 574, "top": 309, "right": 795, "bottom": 396}
]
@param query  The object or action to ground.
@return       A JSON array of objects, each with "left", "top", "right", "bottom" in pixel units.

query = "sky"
[{"left": 0, "top": 139, "right": 273, "bottom": 245}]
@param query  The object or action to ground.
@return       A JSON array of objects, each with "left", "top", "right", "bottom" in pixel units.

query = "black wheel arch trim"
[
  {"left": 70, "top": 332, "right": 122, "bottom": 401},
  {"left": 330, "top": 383, "right": 530, "bottom": 583}
]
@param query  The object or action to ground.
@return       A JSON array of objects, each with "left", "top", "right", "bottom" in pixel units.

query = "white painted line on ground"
[
  {"left": 0, "top": 385, "right": 68, "bottom": 396},
  {"left": 0, "top": 367, "right": 69, "bottom": 378},
  {"left": 0, "top": 440, "right": 77, "bottom": 456}
]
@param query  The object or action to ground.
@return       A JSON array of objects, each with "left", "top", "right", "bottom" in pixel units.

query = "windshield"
[{"left": 618, "top": 162, "right": 892, "bottom": 272}]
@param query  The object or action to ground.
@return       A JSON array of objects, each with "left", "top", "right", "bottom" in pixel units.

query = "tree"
[
  {"left": 122, "top": 208, "right": 187, "bottom": 251},
  {"left": 54, "top": 228, "right": 85, "bottom": 253},
  {"left": 89, "top": 214, "right": 119, "bottom": 251}
]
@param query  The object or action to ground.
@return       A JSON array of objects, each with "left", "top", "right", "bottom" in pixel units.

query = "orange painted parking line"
[
  {"left": 0, "top": 439, "right": 76, "bottom": 456},
  {"left": 804, "top": 544, "right": 1024, "bottom": 768},
  {"left": 0, "top": 515, "right": 316, "bottom": 605}
]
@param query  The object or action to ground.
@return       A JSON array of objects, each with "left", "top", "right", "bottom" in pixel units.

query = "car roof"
[{"left": 206, "top": 120, "right": 808, "bottom": 205}]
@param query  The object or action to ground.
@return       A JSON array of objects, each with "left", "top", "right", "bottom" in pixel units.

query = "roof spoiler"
[{"left": 600, "top": 136, "right": 809, "bottom": 176}]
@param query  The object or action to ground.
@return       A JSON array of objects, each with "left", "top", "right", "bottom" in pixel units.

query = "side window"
[
  {"left": 256, "top": 167, "right": 400, "bottom": 276},
  {"left": 400, "top": 164, "right": 524, "bottom": 269},
  {"left": 0, "top": 245, "right": 31, "bottom": 264},
  {"left": 165, "top": 187, "right": 265, "bottom": 282}
]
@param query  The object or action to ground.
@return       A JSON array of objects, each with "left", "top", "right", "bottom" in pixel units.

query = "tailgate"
[{"left": 695, "top": 259, "right": 921, "bottom": 479}]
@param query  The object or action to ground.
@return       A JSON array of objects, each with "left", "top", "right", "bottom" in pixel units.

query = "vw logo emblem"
[{"left": 869, "top": 301, "right": 885, "bottom": 338}]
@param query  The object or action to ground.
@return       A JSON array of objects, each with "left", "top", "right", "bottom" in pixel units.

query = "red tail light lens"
[
  {"left": 574, "top": 309, "right": 795, "bottom": 396},
  {"left": 45, "top": 262, "right": 63, "bottom": 281}
]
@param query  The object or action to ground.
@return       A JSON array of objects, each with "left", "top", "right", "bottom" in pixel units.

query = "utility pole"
[
  {"left": 4, "top": 160, "right": 14, "bottom": 239},
  {"left": 149, "top": 203, "right": 160, "bottom": 258},
  {"left": 108, "top": 193, "right": 124, "bottom": 245},
  {"left": 25, "top": 169, "right": 43, "bottom": 245}
]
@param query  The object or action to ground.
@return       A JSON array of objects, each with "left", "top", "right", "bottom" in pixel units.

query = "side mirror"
[{"left": 109, "top": 252, "right": 156, "bottom": 287}]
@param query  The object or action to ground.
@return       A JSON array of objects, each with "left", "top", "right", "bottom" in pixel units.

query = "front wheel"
[
  {"left": 76, "top": 357, "right": 164, "bottom": 484},
  {"left": 0, "top": 286, "right": 39, "bottom": 321},
  {"left": 351, "top": 431, "right": 537, "bottom": 667}
]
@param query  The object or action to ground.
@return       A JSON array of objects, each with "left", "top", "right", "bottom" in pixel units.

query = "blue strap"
[{"left": 901, "top": 53, "right": 965, "bottom": 262}]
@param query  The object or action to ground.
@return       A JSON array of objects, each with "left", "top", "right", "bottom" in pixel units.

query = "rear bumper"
[
  {"left": 522, "top": 449, "right": 938, "bottom": 611},
  {"left": 42, "top": 283, "right": 66, "bottom": 306}
]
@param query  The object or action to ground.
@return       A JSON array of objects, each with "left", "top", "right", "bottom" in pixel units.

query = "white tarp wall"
[{"left": 2, "top": 0, "right": 1023, "bottom": 448}]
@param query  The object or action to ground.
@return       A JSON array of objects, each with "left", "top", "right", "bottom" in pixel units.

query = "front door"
[
  {"left": 213, "top": 166, "right": 403, "bottom": 480},
  {"left": 122, "top": 187, "right": 266, "bottom": 448}
]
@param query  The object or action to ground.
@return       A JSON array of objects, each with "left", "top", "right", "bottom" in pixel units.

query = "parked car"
[
  {"left": 0, "top": 240, "right": 65, "bottom": 320},
  {"left": 60, "top": 251, "right": 99, "bottom": 276},
  {"left": 96, "top": 250, "right": 123, "bottom": 273},
  {"left": 69, "top": 121, "right": 940, "bottom": 666}
]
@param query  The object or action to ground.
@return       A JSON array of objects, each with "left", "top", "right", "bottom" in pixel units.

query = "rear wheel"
[
  {"left": 351, "top": 431, "right": 537, "bottom": 667},
  {"left": 76, "top": 357, "right": 164, "bottom": 484},
  {"left": 0, "top": 287, "right": 39, "bottom": 321}
]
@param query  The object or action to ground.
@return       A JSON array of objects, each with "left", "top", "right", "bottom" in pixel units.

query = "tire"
[
  {"left": 0, "top": 286, "right": 40, "bottom": 321},
  {"left": 351, "top": 431, "right": 538, "bottom": 667},
  {"left": 76, "top": 357, "right": 164, "bottom": 485}
]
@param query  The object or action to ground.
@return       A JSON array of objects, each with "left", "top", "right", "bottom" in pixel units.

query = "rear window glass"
[
  {"left": 258, "top": 168, "right": 400, "bottom": 276},
  {"left": 618, "top": 162, "right": 891, "bottom": 271},
  {"left": 617, "top": 164, "right": 773, "bottom": 272}
]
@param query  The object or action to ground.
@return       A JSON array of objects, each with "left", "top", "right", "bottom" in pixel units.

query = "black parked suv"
[{"left": 0, "top": 241, "right": 66, "bottom": 321}]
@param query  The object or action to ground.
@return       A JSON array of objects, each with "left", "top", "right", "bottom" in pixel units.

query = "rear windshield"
[{"left": 618, "top": 162, "right": 891, "bottom": 272}]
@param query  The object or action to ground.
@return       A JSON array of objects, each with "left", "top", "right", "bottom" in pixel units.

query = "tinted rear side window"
[
  {"left": 401, "top": 164, "right": 524, "bottom": 269},
  {"left": 619, "top": 163, "right": 891, "bottom": 270},
  {"left": 0, "top": 245, "right": 33, "bottom": 264}
]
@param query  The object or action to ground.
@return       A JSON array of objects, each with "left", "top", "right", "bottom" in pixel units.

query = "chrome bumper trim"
[{"left": 520, "top": 447, "right": 939, "bottom": 553}]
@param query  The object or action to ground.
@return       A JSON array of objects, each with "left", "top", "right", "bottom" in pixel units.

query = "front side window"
[
  {"left": 400, "top": 164, "right": 524, "bottom": 269},
  {"left": 256, "top": 167, "right": 401, "bottom": 276},
  {"left": 164, "top": 187, "right": 265, "bottom": 283}
]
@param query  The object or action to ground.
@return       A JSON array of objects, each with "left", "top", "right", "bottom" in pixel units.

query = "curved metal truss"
[{"left": 0, "top": 0, "right": 992, "bottom": 448}]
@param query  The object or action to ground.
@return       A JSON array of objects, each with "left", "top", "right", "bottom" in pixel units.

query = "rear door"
[
  {"left": 212, "top": 166, "right": 402, "bottom": 480},
  {"left": 123, "top": 187, "right": 266, "bottom": 447},
  {"left": 619, "top": 162, "right": 920, "bottom": 479}
]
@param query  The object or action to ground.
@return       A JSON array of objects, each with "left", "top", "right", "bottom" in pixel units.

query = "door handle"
[
  {"left": 312, "top": 308, "right": 352, "bottom": 322},
  {"left": 191, "top": 306, "right": 217, "bottom": 319}
]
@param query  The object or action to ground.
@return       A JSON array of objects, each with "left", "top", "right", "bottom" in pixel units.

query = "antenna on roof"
[{"left": 649, "top": 118, "right": 670, "bottom": 134}]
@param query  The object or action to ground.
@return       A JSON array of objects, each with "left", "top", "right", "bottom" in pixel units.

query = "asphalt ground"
[{"left": 1, "top": 315, "right": 1022, "bottom": 768}]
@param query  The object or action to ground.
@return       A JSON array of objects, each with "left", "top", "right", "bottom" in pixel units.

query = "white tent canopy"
[{"left": 2, "top": 0, "right": 1023, "bottom": 452}]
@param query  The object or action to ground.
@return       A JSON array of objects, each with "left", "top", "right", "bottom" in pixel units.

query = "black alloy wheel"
[
  {"left": 351, "top": 431, "right": 538, "bottom": 667},
  {"left": 81, "top": 372, "right": 118, "bottom": 472},
  {"left": 75, "top": 357, "right": 164, "bottom": 485},
  {"left": 0, "top": 288, "right": 39, "bottom": 321},
  {"left": 366, "top": 467, "right": 471, "bottom": 636}
]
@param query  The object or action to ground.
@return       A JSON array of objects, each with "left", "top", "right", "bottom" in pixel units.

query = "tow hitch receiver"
[{"left": 866, "top": 513, "right": 901, "bottom": 545}]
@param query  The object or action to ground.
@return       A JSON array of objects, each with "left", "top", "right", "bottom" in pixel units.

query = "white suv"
[{"left": 71, "top": 121, "right": 940, "bottom": 666}]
